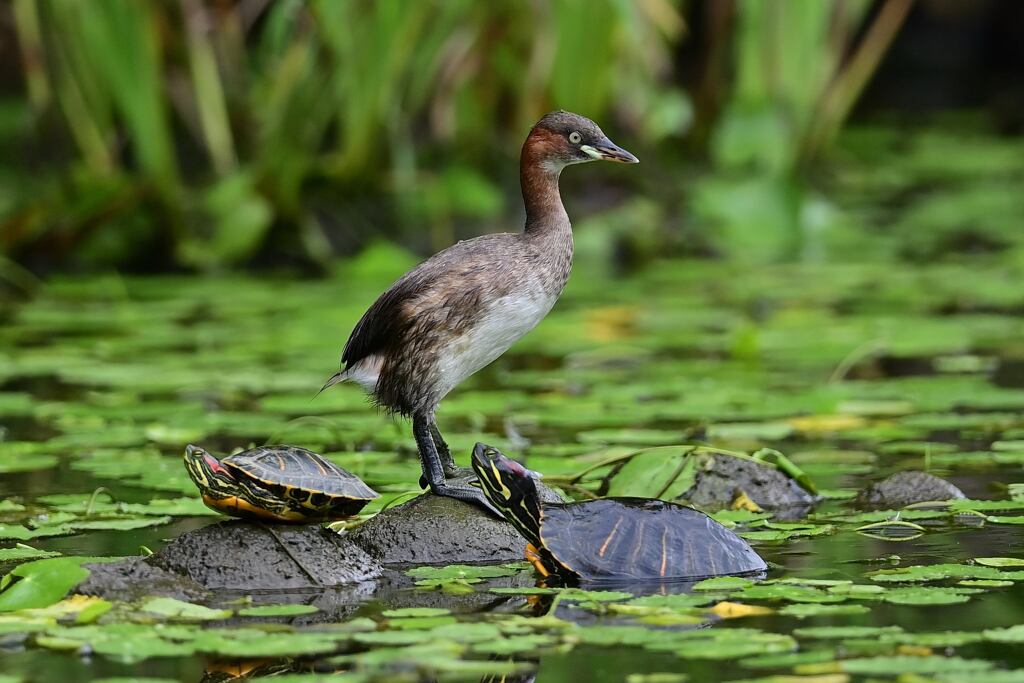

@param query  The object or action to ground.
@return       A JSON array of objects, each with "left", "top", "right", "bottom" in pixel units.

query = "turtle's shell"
[
  {"left": 224, "top": 445, "right": 378, "bottom": 514},
  {"left": 538, "top": 498, "right": 766, "bottom": 581}
]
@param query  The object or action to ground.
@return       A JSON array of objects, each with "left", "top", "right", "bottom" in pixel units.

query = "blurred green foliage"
[
  {"left": 0, "top": 0, "right": 1021, "bottom": 273},
  {"left": 1, "top": 0, "right": 684, "bottom": 270}
]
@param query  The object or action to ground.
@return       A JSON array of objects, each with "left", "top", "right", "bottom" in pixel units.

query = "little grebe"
[{"left": 323, "top": 111, "right": 638, "bottom": 514}]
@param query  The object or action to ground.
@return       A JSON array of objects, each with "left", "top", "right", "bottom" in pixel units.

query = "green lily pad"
[
  {"left": 983, "top": 625, "right": 1024, "bottom": 643},
  {"left": 0, "top": 557, "right": 92, "bottom": 612},
  {"left": 0, "top": 545, "right": 62, "bottom": 562},
  {"left": 693, "top": 576, "right": 756, "bottom": 591},
  {"left": 974, "top": 557, "right": 1024, "bottom": 567},
  {"left": 831, "top": 655, "right": 994, "bottom": 675},
  {"left": 141, "top": 597, "right": 231, "bottom": 621},
  {"left": 0, "top": 453, "right": 58, "bottom": 473},
  {"left": 236, "top": 603, "right": 319, "bottom": 617},
  {"left": 778, "top": 603, "right": 870, "bottom": 618},
  {"left": 381, "top": 607, "right": 451, "bottom": 618}
]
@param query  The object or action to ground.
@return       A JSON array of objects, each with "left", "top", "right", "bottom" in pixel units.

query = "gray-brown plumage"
[{"left": 323, "top": 111, "right": 638, "bottom": 514}]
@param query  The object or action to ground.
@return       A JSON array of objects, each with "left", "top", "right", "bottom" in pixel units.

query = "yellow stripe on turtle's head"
[
  {"left": 183, "top": 444, "right": 238, "bottom": 499},
  {"left": 471, "top": 443, "right": 544, "bottom": 547}
]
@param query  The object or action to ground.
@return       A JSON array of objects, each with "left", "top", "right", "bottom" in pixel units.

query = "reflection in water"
[{"left": 200, "top": 659, "right": 296, "bottom": 682}]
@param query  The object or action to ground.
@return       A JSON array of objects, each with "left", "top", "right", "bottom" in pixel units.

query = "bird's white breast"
[{"left": 433, "top": 287, "right": 557, "bottom": 400}]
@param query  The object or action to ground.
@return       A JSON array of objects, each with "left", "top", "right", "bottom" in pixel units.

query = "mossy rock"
[
  {"left": 857, "top": 470, "right": 966, "bottom": 509},
  {"left": 680, "top": 453, "right": 818, "bottom": 514},
  {"left": 350, "top": 487, "right": 565, "bottom": 566},
  {"left": 149, "top": 521, "right": 383, "bottom": 589}
]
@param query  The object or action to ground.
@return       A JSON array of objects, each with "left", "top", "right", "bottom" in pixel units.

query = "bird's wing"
[
  {"left": 340, "top": 268, "right": 430, "bottom": 370},
  {"left": 335, "top": 233, "right": 520, "bottom": 374}
]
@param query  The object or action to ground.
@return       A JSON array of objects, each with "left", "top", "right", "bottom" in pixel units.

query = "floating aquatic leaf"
[
  {"left": 624, "top": 674, "right": 689, "bottom": 683},
  {"left": 624, "top": 593, "right": 719, "bottom": 611},
  {"left": 983, "top": 624, "right": 1024, "bottom": 643},
  {"left": 805, "top": 655, "right": 995, "bottom": 675},
  {"left": 472, "top": 633, "right": 553, "bottom": 655},
  {"left": 693, "top": 576, "right": 756, "bottom": 591},
  {"left": 671, "top": 631, "right": 797, "bottom": 659},
  {"left": 39, "top": 623, "right": 198, "bottom": 663},
  {"left": 386, "top": 615, "right": 458, "bottom": 630},
  {"left": 0, "top": 545, "right": 61, "bottom": 562},
  {"left": 880, "top": 587, "right": 975, "bottom": 605},
  {"left": 740, "top": 525, "right": 835, "bottom": 542},
  {"left": 854, "top": 520, "right": 925, "bottom": 541},
  {"left": 197, "top": 627, "right": 349, "bottom": 658},
  {"left": 0, "top": 452, "right": 58, "bottom": 473},
  {"left": 706, "top": 421, "right": 794, "bottom": 441},
  {"left": 794, "top": 625, "right": 904, "bottom": 640},
  {"left": 406, "top": 563, "right": 524, "bottom": 591},
  {"left": 707, "top": 601, "right": 774, "bottom": 619},
  {"left": 380, "top": 607, "right": 450, "bottom": 618},
  {"left": 826, "top": 583, "right": 885, "bottom": 596},
  {"left": 0, "top": 524, "right": 73, "bottom": 541},
  {"left": 974, "top": 557, "right": 1024, "bottom": 567},
  {"left": 141, "top": 597, "right": 231, "bottom": 621},
  {"left": 68, "top": 516, "right": 173, "bottom": 532},
  {"left": 0, "top": 558, "right": 92, "bottom": 612},
  {"left": 985, "top": 515, "right": 1024, "bottom": 525},
  {"left": 869, "top": 563, "right": 1022, "bottom": 583},
  {"left": 237, "top": 604, "right": 320, "bottom": 618},
  {"left": 405, "top": 564, "right": 523, "bottom": 582},
  {"left": 739, "top": 648, "right": 838, "bottom": 669},
  {"left": 778, "top": 603, "right": 870, "bottom": 618},
  {"left": 878, "top": 630, "right": 984, "bottom": 648},
  {"left": 933, "top": 672, "right": 1024, "bottom": 683},
  {"left": 739, "top": 584, "right": 844, "bottom": 604}
]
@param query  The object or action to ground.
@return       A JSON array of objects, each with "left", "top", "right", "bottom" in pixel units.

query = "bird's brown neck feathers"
[{"left": 520, "top": 128, "right": 570, "bottom": 235}]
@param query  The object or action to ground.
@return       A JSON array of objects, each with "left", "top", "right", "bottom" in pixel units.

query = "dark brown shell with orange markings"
[
  {"left": 537, "top": 498, "right": 767, "bottom": 581},
  {"left": 223, "top": 445, "right": 378, "bottom": 510}
]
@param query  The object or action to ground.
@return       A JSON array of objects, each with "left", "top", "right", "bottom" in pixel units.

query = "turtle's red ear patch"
[
  {"left": 204, "top": 454, "right": 226, "bottom": 474},
  {"left": 503, "top": 458, "right": 528, "bottom": 476}
]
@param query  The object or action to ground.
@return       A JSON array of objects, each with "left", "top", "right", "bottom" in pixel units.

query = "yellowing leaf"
[
  {"left": 731, "top": 490, "right": 763, "bottom": 513},
  {"left": 786, "top": 414, "right": 866, "bottom": 434},
  {"left": 707, "top": 601, "right": 774, "bottom": 619},
  {"left": 20, "top": 594, "right": 107, "bottom": 619}
]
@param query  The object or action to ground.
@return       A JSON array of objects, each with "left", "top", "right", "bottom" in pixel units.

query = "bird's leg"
[
  {"left": 430, "top": 421, "right": 474, "bottom": 479},
  {"left": 413, "top": 414, "right": 503, "bottom": 518}
]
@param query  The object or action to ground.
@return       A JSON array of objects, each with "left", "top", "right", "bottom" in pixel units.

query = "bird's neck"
[
  {"left": 520, "top": 131, "right": 570, "bottom": 236},
  {"left": 518, "top": 129, "right": 574, "bottom": 296}
]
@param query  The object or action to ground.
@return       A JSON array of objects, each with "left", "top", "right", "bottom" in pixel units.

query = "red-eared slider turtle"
[
  {"left": 184, "top": 444, "right": 378, "bottom": 523},
  {"left": 471, "top": 443, "right": 767, "bottom": 581}
]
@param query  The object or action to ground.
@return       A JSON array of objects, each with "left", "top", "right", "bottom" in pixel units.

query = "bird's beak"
[{"left": 580, "top": 137, "right": 639, "bottom": 164}]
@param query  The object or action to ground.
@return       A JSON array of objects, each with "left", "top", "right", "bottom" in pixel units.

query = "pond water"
[{"left": 3, "top": 250, "right": 1024, "bottom": 683}]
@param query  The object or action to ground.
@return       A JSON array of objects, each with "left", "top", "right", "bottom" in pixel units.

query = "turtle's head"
[
  {"left": 183, "top": 444, "right": 235, "bottom": 499},
  {"left": 471, "top": 443, "right": 543, "bottom": 545}
]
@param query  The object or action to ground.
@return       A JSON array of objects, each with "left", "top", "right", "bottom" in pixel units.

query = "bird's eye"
[{"left": 569, "top": 131, "right": 582, "bottom": 144}]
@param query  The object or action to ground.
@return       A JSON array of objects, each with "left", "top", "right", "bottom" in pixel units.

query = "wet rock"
[
  {"left": 349, "top": 494, "right": 527, "bottom": 566},
  {"left": 149, "top": 521, "right": 382, "bottom": 589},
  {"left": 350, "top": 487, "right": 565, "bottom": 567},
  {"left": 857, "top": 470, "right": 966, "bottom": 509},
  {"left": 680, "top": 453, "right": 817, "bottom": 515},
  {"left": 78, "top": 557, "right": 209, "bottom": 602}
]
